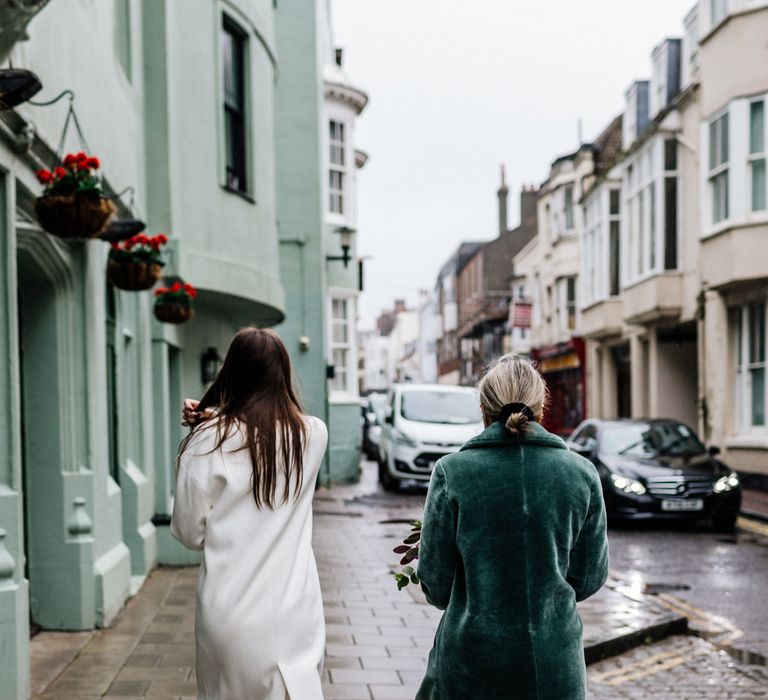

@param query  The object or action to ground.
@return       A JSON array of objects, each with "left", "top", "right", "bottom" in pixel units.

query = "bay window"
[
  {"left": 709, "top": 111, "right": 730, "bottom": 224},
  {"left": 735, "top": 302, "right": 767, "bottom": 431}
]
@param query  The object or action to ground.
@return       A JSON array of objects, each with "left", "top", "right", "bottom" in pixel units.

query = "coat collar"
[{"left": 460, "top": 421, "right": 567, "bottom": 452}]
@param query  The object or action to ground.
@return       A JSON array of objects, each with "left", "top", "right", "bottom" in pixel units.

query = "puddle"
[{"left": 713, "top": 641, "right": 767, "bottom": 667}]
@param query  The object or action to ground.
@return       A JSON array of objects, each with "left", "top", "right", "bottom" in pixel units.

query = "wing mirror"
[
  {"left": 572, "top": 436, "right": 597, "bottom": 458},
  {"left": 384, "top": 410, "right": 394, "bottom": 426},
  {"left": 708, "top": 445, "right": 721, "bottom": 457}
]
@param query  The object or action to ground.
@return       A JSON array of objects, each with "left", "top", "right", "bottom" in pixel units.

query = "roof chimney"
[{"left": 497, "top": 164, "right": 509, "bottom": 237}]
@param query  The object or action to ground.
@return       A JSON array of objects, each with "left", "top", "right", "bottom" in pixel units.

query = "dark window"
[
  {"left": 222, "top": 18, "right": 248, "bottom": 193},
  {"left": 609, "top": 189, "right": 620, "bottom": 216},
  {"left": 664, "top": 177, "right": 678, "bottom": 270},
  {"left": 664, "top": 139, "right": 678, "bottom": 171},
  {"left": 609, "top": 221, "right": 620, "bottom": 296}
]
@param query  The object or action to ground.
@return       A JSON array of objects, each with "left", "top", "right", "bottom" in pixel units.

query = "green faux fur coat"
[{"left": 416, "top": 421, "right": 609, "bottom": 700}]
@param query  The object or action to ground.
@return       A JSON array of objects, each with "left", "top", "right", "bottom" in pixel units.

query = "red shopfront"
[{"left": 531, "top": 338, "right": 586, "bottom": 438}]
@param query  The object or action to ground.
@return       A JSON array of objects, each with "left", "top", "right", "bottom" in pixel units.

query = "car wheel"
[
  {"left": 378, "top": 457, "right": 400, "bottom": 492},
  {"left": 712, "top": 514, "right": 738, "bottom": 533}
]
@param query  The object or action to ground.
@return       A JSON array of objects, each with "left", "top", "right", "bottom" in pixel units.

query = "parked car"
[
  {"left": 362, "top": 392, "right": 387, "bottom": 461},
  {"left": 566, "top": 419, "right": 742, "bottom": 531},
  {"left": 378, "top": 384, "right": 484, "bottom": 491}
]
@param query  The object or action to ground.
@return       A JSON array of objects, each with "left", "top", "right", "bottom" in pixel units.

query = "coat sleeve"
[
  {"left": 417, "top": 461, "right": 459, "bottom": 610},
  {"left": 566, "top": 470, "right": 609, "bottom": 601},
  {"left": 170, "top": 432, "right": 223, "bottom": 551}
]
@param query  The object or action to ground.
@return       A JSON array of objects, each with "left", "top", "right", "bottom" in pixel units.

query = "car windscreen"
[
  {"left": 400, "top": 391, "right": 481, "bottom": 425},
  {"left": 601, "top": 422, "right": 706, "bottom": 457}
]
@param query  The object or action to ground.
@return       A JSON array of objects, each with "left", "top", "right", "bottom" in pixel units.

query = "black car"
[{"left": 566, "top": 419, "right": 742, "bottom": 531}]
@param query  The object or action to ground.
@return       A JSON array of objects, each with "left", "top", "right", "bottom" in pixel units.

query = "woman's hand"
[{"left": 182, "top": 399, "right": 213, "bottom": 427}]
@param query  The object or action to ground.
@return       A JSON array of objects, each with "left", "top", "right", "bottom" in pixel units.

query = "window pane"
[
  {"left": 609, "top": 221, "right": 620, "bottom": 295},
  {"left": 752, "top": 159, "right": 767, "bottom": 212},
  {"left": 751, "top": 101, "right": 765, "bottom": 154},
  {"left": 751, "top": 368, "right": 766, "bottom": 426},
  {"left": 609, "top": 189, "right": 620, "bottom": 216},
  {"left": 664, "top": 177, "right": 678, "bottom": 269},
  {"left": 649, "top": 184, "right": 656, "bottom": 270},
  {"left": 720, "top": 112, "right": 729, "bottom": 164},
  {"left": 664, "top": 139, "right": 678, "bottom": 171},
  {"left": 222, "top": 19, "right": 247, "bottom": 192},
  {"left": 749, "top": 303, "right": 766, "bottom": 363},
  {"left": 709, "top": 120, "right": 718, "bottom": 170}
]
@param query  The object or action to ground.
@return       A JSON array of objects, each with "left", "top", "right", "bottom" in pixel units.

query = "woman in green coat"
[{"left": 416, "top": 354, "right": 609, "bottom": 700}]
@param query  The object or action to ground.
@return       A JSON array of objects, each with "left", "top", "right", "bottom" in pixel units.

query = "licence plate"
[{"left": 661, "top": 499, "right": 704, "bottom": 512}]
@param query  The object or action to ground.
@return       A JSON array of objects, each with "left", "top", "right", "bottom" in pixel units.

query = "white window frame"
[
  {"left": 749, "top": 97, "right": 767, "bottom": 214},
  {"left": 734, "top": 301, "right": 768, "bottom": 435},
  {"left": 708, "top": 110, "right": 730, "bottom": 226},
  {"left": 623, "top": 140, "right": 660, "bottom": 285},
  {"left": 328, "top": 289, "right": 359, "bottom": 402},
  {"left": 582, "top": 192, "right": 602, "bottom": 307},
  {"left": 328, "top": 120, "right": 346, "bottom": 215}
]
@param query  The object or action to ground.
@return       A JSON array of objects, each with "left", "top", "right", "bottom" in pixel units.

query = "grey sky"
[{"left": 331, "top": 0, "right": 695, "bottom": 329}]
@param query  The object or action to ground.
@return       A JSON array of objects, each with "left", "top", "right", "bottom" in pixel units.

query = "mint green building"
[{"left": 0, "top": 1, "right": 366, "bottom": 697}]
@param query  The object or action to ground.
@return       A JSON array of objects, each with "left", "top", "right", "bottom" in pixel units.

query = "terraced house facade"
[{"left": 0, "top": 1, "right": 366, "bottom": 697}]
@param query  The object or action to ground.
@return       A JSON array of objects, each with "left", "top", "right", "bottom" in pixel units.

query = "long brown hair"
[{"left": 178, "top": 327, "right": 307, "bottom": 508}]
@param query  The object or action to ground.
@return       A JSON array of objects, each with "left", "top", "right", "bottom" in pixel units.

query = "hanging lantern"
[{"left": 0, "top": 69, "right": 42, "bottom": 110}]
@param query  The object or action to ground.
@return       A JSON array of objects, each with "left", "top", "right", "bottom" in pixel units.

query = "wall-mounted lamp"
[
  {"left": 201, "top": 347, "right": 222, "bottom": 384},
  {"left": 0, "top": 69, "right": 42, "bottom": 110},
  {"left": 326, "top": 225, "right": 356, "bottom": 268}
]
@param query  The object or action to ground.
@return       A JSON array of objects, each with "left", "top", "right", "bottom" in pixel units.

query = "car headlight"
[
  {"left": 610, "top": 473, "right": 647, "bottom": 495},
  {"left": 392, "top": 429, "right": 418, "bottom": 448},
  {"left": 713, "top": 472, "right": 739, "bottom": 493}
]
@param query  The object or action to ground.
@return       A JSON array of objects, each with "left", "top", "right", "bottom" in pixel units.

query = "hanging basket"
[
  {"left": 35, "top": 193, "right": 116, "bottom": 239},
  {"left": 154, "top": 302, "right": 194, "bottom": 324},
  {"left": 107, "top": 260, "right": 163, "bottom": 291}
]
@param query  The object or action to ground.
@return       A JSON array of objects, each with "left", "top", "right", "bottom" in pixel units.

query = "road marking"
[
  {"left": 589, "top": 648, "right": 685, "bottom": 682},
  {"left": 738, "top": 516, "right": 768, "bottom": 538},
  {"left": 652, "top": 592, "right": 743, "bottom": 642},
  {"left": 590, "top": 642, "right": 711, "bottom": 686}
]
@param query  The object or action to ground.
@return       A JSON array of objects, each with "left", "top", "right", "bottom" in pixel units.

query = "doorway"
[
  {"left": 16, "top": 242, "right": 66, "bottom": 631},
  {"left": 612, "top": 343, "right": 632, "bottom": 418}
]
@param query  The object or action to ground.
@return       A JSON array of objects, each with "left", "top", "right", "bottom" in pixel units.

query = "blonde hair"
[{"left": 478, "top": 354, "right": 548, "bottom": 435}]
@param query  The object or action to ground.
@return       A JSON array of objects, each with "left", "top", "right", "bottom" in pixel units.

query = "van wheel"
[{"left": 378, "top": 458, "right": 400, "bottom": 492}]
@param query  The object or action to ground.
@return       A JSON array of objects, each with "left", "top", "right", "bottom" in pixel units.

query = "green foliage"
[{"left": 392, "top": 520, "right": 422, "bottom": 590}]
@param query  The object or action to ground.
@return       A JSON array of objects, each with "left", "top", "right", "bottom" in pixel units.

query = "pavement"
[
  {"left": 742, "top": 488, "right": 768, "bottom": 523},
  {"left": 27, "top": 461, "right": 768, "bottom": 699}
]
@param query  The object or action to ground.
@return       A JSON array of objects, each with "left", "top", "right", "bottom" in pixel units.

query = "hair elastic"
[{"left": 497, "top": 402, "right": 535, "bottom": 423}]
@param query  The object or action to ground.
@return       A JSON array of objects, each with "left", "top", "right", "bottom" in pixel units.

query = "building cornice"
[{"left": 324, "top": 80, "right": 369, "bottom": 115}]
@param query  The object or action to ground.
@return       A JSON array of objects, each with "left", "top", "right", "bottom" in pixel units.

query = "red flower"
[
  {"left": 76, "top": 161, "right": 90, "bottom": 171},
  {"left": 63, "top": 154, "right": 77, "bottom": 166},
  {"left": 53, "top": 166, "right": 67, "bottom": 179},
  {"left": 137, "top": 234, "right": 149, "bottom": 245},
  {"left": 36, "top": 169, "right": 52, "bottom": 184},
  {"left": 155, "top": 288, "right": 168, "bottom": 297},
  {"left": 110, "top": 242, "right": 119, "bottom": 249},
  {"left": 184, "top": 283, "right": 197, "bottom": 299},
  {"left": 86, "top": 156, "right": 100, "bottom": 169},
  {"left": 75, "top": 152, "right": 87, "bottom": 162},
  {"left": 150, "top": 240, "right": 160, "bottom": 251},
  {"left": 157, "top": 234, "right": 168, "bottom": 245},
  {"left": 170, "top": 282, "right": 182, "bottom": 293}
]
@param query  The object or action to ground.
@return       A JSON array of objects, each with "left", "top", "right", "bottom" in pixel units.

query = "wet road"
[{"left": 606, "top": 519, "right": 768, "bottom": 660}]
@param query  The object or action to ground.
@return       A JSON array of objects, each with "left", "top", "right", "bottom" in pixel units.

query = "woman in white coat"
[{"left": 171, "top": 327, "right": 328, "bottom": 700}]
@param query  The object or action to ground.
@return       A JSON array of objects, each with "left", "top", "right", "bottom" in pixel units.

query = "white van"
[{"left": 378, "top": 384, "right": 484, "bottom": 490}]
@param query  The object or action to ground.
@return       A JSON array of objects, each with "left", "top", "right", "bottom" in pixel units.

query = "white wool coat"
[{"left": 171, "top": 416, "right": 328, "bottom": 700}]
